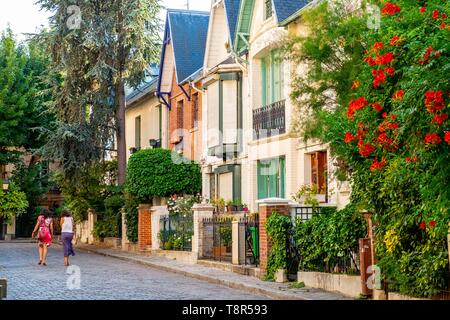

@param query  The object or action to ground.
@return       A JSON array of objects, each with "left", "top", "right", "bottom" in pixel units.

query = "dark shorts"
[{"left": 62, "top": 232, "right": 75, "bottom": 257}]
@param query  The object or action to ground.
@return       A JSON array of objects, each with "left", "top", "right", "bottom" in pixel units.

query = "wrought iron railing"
[
  {"left": 159, "top": 215, "right": 193, "bottom": 251},
  {"left": 238, "top": 215, "right": 260, "bottom": 266},
  {"left": 201, "top": 216, "right": 233, "bottom": 262},
  {"left": 253, "top": 100, "right": 286, "bottom": 140}
]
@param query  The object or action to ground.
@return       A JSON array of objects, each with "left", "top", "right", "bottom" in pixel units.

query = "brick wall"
[
  {"left": 168, "top": 71, "right": 203, "bottom": 161},
  {"left": 138, "top": 204, "right": 152, "bottom": 250},
  {"left": 258, "top": 202, "right": 290, "bottom": 278}
]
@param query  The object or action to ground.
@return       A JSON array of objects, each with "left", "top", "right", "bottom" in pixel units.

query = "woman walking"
[
  {"left": 31, "top": 208, "right": 53, "bottom": 266},
  {"left": 60, "top": 210, "right": 75, "bottom": 266}
]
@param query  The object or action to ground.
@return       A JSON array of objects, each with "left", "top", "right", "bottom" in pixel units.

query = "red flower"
[
  {"left": 419, "top": 47, "right": 440, "bottom": 65},
  {"left": 420, "top": 7, "right": 426, "bottom": 13},
  {"left": 419, "top": 221, "right": 427, "bottom": 230},
  {"left": 388, "top": 123, "right": 399, "bottom": 130},
  {"left": 445, "top": 132, "right": 450, "bottom": 144},
  {"left": 440, "top": 22, "right": 447, "bottom": 29},
  {"left": 392, "top": 90, "right": 404, "bottom": 101},
  {"left": 384, "top": 67, "right": 395, "bottom": 76},
  {"left": 390, "top": 36, "right": 400, "bottom": 46},
  {"left": 377, "top": 133, "right": 394, "bottom": 145},
  {"left": 382, "top": 112, "right": 388, "bottom": 119},
  {"left": 432, "top": 114, "right": 448, "bottom": 125},
  {"left": 372, "top": 69, "right": 386, "bottom": 88},
  {"left": 373, "top": 42, "right": 383, "bottom": 51},
  {"left": 344, "top": 132, "right": 355, "bottom": 143},
  {"left": 370, "top": 158, "right": 386, "bottom": 172},
  {"left": 442, "top": 13, "right": 448, "bottom": 19},
  {"left": 382, "top": 2, "right": 401, "bottom": 16},
  {"left": 376, "top": 52, "right": 395, "bottom": 65},
  {"left": 364, "top": 56, "right": 376, "bottom": 66},
  {"left": 432, "top": 9, "right": 439, "bottom": 19},
  {"left": 424, "top": 133, "right": 442, "bottom": 145},
  {"left": 347, "top": 97, "right": 368, "bottom": 119},
  {"left": 425, "top": 90, "right": 445, "bottom": 113},
  {"left": 372, "top": 102, "right": 383, "bottom": 112},
  {"left": 429, "top": 220, "right": 436, "bottom": 228},
  {"left": 406, "top": 156, "right": 418, "bottom": 163},
  {"left": 359, "top": 143, "right": 375, "bottom": 157}
]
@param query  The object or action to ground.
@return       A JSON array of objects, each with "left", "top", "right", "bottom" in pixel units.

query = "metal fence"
[
  {"left": 238, "top": 215, "right": 260, "bottom": 266},
  {"left": 159, "top": 215, "right": 193, "bottom": 251},
  {"left": 291, "top": 206, "right": 326, "bottom": 222},
  {"left": 202, "top": 216, "right": 233, "bottom": 262}
]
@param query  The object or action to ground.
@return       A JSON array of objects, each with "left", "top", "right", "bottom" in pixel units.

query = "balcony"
[{"left": 253, "top": 100, "right": 286, "bottom": 140}]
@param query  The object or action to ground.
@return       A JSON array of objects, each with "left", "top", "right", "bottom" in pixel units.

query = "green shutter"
[
  {"left": 257, "top": 161, "right": 269, "bottom": 199},
  {"left": 135, "top": 116, "right": 141, "bottom": 149},
  {"left": 279, "top": 157, "right": 286, "bottom": 198},
  {"left": 261, "top": 59, "right": 267, "bottom": 106}
]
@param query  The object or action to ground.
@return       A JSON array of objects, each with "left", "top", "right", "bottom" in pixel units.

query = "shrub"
[
  {"left": 265, "top": 212, "right": 294, "bottom": 281},
  {"left": 124, "top": 193, "right": 139, "bottom": 243},
  {"left": 126, "top": 149, "right": 201, "bottom": 202},
  {"left": 295, "top": 204, "right": 366, "bottom": 274}
]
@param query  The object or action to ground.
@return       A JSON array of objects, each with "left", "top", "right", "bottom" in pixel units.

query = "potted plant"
[
  {"left": 216, "top": 198, "right": 226, "bottom": 214},
  {"left": 226, "top": 200, "right": 235, "bottom": 212},
  {"left": 233, "top": 198, "right": 244, "bottom": 211}
]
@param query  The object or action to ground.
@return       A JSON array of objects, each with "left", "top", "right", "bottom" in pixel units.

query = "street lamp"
[{"left": 2, "top": 178, "right": 9, "bottom": 191}]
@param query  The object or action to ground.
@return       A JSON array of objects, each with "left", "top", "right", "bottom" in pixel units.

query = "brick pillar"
[
  {"left": 138, "top": 204, "right": 152, "bottom": 251},
  {"left": 257, "top": 198, "right": 290, "bottom": 279}
]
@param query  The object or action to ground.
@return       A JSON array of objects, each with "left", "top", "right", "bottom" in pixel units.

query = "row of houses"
[{"left": 125, "top": 0, "right": 350, "bottom": 212}]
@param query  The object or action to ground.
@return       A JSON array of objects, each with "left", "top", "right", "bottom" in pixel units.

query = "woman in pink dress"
[{"left": 31, "top": 208, "right": 54, "bottom": 266}]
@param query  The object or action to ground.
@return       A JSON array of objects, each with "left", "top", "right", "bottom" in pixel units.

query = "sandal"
[
  {"left": 42, "top": 262, "right": 47, "bottom": 266},
  {"left": 38, "top": 261, "right": 42, "bottom": 265}
]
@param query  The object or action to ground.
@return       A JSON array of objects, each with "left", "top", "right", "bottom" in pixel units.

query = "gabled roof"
[
  {"left": 158, "top": 9, "right": 210, "bottom": 87},
  {"left": 126, "top": 64, "right": 159, "bottom": 107},
  {"left": 224, "top": 0, "right": 242, "bottom": 46},
  {"left": 273, "top": 0, "right": 310, "bottom": 25},
  {"left": 234, "top": 0, "right": 310, "bottom": 53}
]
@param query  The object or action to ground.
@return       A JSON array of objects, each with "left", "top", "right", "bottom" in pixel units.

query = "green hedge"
[
  {"left": 295, "top": 204, "right": 366, "bottom": 274},
  {"left": 126, "top": 149, "right": 201, "bottom": 202}
]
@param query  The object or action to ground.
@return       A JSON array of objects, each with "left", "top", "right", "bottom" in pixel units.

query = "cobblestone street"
[{"left": 0, "top": 243, "right": 267, "bottom": 300}]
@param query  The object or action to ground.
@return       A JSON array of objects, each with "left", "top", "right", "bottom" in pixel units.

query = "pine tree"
[{"left": 37, "top": 0, "right": 161, "bottom": 185}]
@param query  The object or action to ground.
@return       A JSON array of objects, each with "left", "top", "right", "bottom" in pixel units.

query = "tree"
[
  {"left": 37, "top": 0, "right": 161, "bottom": 185},
  {"left": 287, "top": 0, "right": 450, "bottom": 297},
  {"left": 0, "top": 184, "right": 28, "bottom": 223}
]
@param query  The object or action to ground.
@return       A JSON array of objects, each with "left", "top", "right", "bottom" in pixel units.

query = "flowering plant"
[{"left": 287, "top": 0, "right": 449, "bottom": 297}]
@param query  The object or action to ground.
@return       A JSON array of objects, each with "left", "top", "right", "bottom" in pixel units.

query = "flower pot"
[
  {"left": 275, "top": 269, "right": 288, "bottom": 283},
  {"left": 213, "top": 246, "right": 227, "bottom": 257},
  {"left": 235, "top": 205, "right": 244, "bottom": 211},
  {"left": 226, "top": 205, "right": 235, "bottom": 212}
]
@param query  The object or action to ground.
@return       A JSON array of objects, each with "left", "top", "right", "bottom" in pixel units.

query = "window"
[
  {"left": 264, "top": 0, "right": 273, "bottom": 20},
  {"left": 310, "top": 151, "right": 328, "bottom": 194},
  {"left": 257, "top": 156, "right": 285, "bottom": 199},
  {"left": 177, "top": 100, "right": 184, "bottom": 130},
  {"left": 261, "top": 50, "right": 284, "bottom": 106},
  {"left": 135, "top": 116, "right": 141, "bottom": 150},
  {"left": 192, "top": 93, "right": 199, "bottom": 129}
]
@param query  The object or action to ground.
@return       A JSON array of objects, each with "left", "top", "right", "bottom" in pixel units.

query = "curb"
[{"left": 76, "top": 246, "right": 307, "bottom": 300}]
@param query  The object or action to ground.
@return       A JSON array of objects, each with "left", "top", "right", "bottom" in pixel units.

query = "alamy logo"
[
  {"left": 366, "top": 265, "right": 381, "bottom": 290},
  {"left": 67, "top": 5, "right": 82, "bottom": 30},
  {"left": 66, "top": 265, "right": 81, "bottom": 290}
]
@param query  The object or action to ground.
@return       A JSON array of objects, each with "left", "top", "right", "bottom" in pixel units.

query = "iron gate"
[{"left": 202, "top": 216, "right": 233, "bottom": 262}]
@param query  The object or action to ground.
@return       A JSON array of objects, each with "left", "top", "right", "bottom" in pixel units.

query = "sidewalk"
[{"left": 75, "top": 244, "right": 353, "bottom": 300}]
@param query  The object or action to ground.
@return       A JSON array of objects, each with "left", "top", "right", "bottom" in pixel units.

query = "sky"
[{"left": 0, "top": 0, "right": 212, "bottom": 41}]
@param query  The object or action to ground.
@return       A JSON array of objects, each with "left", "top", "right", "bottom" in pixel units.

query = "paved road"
[{"left": 0, "top": 243, "right": 267, "bottom": 300}]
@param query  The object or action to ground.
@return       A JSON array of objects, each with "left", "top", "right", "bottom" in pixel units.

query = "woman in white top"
[{"left": 60, "top": 210, "right": 75, "bottom": 266}]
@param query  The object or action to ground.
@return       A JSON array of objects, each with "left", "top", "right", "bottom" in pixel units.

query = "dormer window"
[{"left": 265, "top": 0, "right": 273, "bottom": 20}]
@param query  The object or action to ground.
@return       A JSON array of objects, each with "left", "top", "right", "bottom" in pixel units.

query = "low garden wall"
[{"left": 297, "top": 271, "right": 362, "bottom": 298}]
